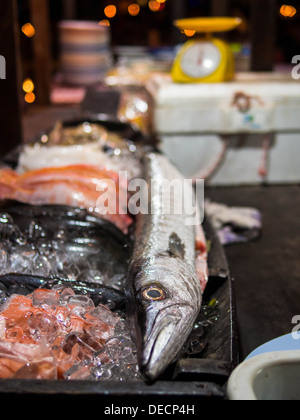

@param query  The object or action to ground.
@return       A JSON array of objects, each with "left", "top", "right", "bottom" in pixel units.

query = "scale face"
[
  {"left": 180, "top": 42, "right": 222, "bottom": 79},
  {"left": 171, "top": 17, "right": 242, "bottom": 84}
]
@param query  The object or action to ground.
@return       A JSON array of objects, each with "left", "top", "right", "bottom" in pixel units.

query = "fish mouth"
[{"left": 139, "top": 304, "right": 195, "bottom": 382}]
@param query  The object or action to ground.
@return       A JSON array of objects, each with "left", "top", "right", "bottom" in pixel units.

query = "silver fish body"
[{"left": 127, "top": 152, "right": 203, "bottom": 382}]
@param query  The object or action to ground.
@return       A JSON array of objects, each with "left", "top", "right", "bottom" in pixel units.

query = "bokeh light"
[
  {"left": 184, "top": 29, "right": 196, "bottom": 37},
  {"left": 99, "top": 19, "right": 110, "bottom": 27},
  {"left": 22, "top": 78, "right": 35, "bottom": 93},
  {"left": 24, "top": 92, "right": 36, "bottom": 104},
  {"left": 280, "top": 4, "right": 297, "bottom": 17},
  {"left": 104, "top": 5, "right": 117, "bottom": 18},
  {"left": 21, "top": 23, "right": 35, "bottom": 38},
  {"left": 148, "top": 0, "right": 161, "bottom": 12},
  {"left": 128, "top": 4, "right": 141, "bottom": 16}
]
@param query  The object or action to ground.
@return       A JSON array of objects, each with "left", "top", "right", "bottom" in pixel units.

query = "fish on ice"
[
  {"left": 127, "top": 152, "right": 208, "bottom": 382},
  {"left": 0, "top": 165, "right": 132, "bottom": 233},
  {"left": 0, "top": 202, "right": 132, "bottom": 308},
  {"left": 18, "top": 122, "right": 143, "bottom": 180}
]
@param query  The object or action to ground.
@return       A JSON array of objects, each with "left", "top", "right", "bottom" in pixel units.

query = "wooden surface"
[
  {"left": 211, "top": 0, "right": 230, "bottom": 17},
  {"left": 170, "top": 0, "right": 186, "bottom": 44},
  {"left": 0, "top": 0, "right": 23, "bottom": 157},
  {"left": 251, "top": 0, "right": 277, "bottom": 71},
  {"left": 63, "top": 0, "right": 77, "bottom": 20},
  {"left": 29, "top": 0, "right": 52, "bottom": 105}
]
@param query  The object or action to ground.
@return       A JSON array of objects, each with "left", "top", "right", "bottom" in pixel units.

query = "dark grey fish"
[
  {"left": 127, "top": 152, "right": 202, "bottom": 382},
  {"left": 0, "top": 273, "right": 125, "bottom": 310},
  {"left": 0, "top": 202, "right": 131, "bottom": 309}
]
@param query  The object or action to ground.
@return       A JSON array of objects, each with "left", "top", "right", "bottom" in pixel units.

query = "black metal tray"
[{"left": 0, "top": 117, "right": 238, "bottom": 401}]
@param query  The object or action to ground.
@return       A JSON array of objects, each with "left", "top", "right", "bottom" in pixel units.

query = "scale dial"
[{"left": 180, "top": 42, "right": 222, "bottom": 79}]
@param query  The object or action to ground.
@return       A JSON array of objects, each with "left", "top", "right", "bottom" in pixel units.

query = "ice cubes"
[
  {"left": 33, "top": 289, "right": 60, "bottom": 307},
  {"left": 0, "top": 288, "right": 138, "bottom": 381}
]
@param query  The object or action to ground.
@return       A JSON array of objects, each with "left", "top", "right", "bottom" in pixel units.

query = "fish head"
[{"left": 129, "top": 257, "right": 202, "bottom": 382}]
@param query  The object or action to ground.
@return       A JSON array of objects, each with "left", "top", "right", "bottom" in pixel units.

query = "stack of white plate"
[{"left": 58, "top": 21, "right": 112, "bottom": 86}]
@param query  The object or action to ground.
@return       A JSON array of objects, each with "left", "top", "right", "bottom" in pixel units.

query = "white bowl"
[
  {"left": 227, "top": 350, "right": 300, "bottom": 400},
  {"left": 246, "top": 333, "right": 300, "bottom": 360}
]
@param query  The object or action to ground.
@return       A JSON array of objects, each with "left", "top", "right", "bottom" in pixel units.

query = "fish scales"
[
  {"left": 134, "top": 155, "right": 196, "bottom": 264},
  {"left": 127, "top": 152, "right": 203, "bottom": 382}
]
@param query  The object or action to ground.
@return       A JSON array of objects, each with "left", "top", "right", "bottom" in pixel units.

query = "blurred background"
[
  {"left": 17, "top": 0, "right": 300, "bottom": 103},
  {"left": 1, "top": 0, "right": 300, "bottom": 154},
  {"left": 18, "top": 0, "right": 299, "bottom": 54}
]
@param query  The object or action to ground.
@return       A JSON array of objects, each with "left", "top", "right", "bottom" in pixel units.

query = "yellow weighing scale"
[{"left": 172, "top": 17, "right": 242, "bottom": 83}]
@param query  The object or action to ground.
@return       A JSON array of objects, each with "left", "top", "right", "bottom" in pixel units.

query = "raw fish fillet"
[{"left": 0, "top": 165, "right": 132, "bottom": 233}]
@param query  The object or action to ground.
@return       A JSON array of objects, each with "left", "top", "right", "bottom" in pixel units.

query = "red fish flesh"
[{"left": 0, "top": 165, "right": 132, "bottom": 233}]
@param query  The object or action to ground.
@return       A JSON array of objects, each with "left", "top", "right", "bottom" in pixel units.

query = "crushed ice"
[
  {"left": 0, "top": 287, "right": 140, "bottom": 381},
  {"left": 0, "top": 212, "right": 126, "bottom": 292}
]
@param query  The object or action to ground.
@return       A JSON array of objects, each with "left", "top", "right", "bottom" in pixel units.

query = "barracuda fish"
[{"left": 127, "top": 152, "right": 205, "bottom": 382}]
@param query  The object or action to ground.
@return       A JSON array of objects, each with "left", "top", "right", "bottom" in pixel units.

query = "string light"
[
  {"left": 128, "top": 3, "right": 140, "bottom": 16},
  {"left": 99, "top": 19, "right": 110, "bottom": 27},
  {"left": 183, "top": 29, "right": 196, "bottom": 37},
  {"left": 148, "top": 0, "right": 160, "bottom": 12},
  {"left": 21, "top": 23, "right": 35, "bottom": 38},
  {"left": 24, "top": 92, "right": 36, "bottom": 104},
  {"left": 104, "top": 5, "right": 117, "bottom": 18},
  {"left": 22, "top": 78, "right": 35, "bottom": 93},
  {"left": 280, "top": 4, "right": 297, "bottom": 17}
]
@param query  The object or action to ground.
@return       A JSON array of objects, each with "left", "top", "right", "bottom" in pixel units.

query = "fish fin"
[{"left": 168, "top": 233, "right": 185, "bottom": 259}]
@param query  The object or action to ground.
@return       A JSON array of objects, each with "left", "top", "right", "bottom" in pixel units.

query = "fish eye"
[{"left": 141, "top": 285, "right": 167, "bottom": 302}]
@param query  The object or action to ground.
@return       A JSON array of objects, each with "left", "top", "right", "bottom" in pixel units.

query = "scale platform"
[{"left": 174, "top": 17, "right": 242, "bottom": 34}]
